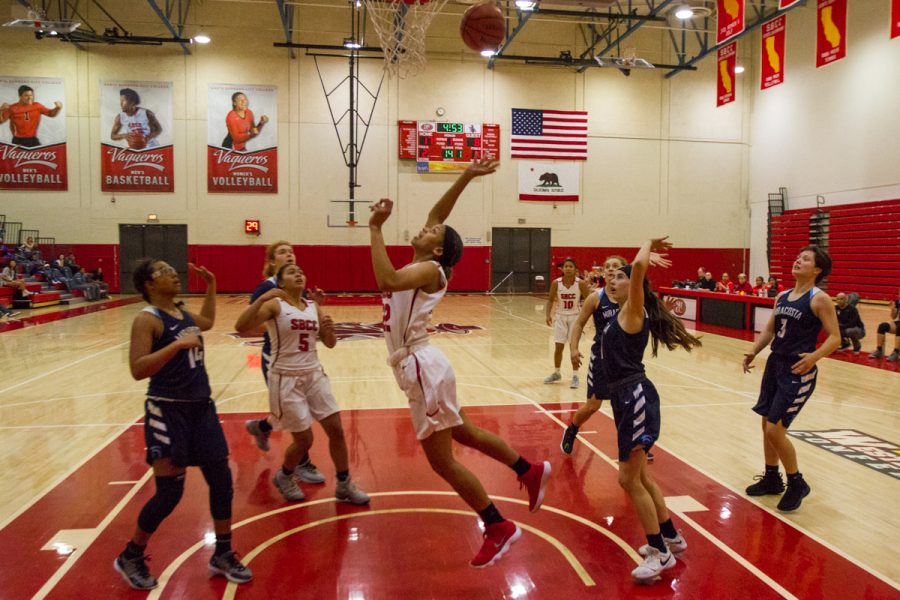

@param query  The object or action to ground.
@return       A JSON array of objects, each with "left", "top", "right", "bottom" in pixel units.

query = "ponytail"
[{"left": 642, "top": 277, "right": 702, "bottom": 356}]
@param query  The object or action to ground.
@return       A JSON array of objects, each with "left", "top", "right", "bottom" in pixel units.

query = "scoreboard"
[{"left": 399, "top": 120, "right": 500, "bottom": 173}]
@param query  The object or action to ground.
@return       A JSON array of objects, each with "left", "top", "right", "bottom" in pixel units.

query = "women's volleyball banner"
[
  {"left": 816, "top": 0, "right": 847, "bottom": 67},
  {"left": 717, "top": 42, "right": 737, "bottom": 107},
  {"left": 761, "top": 16, "right": 786, "bottom": 90},
  {"left": 100, "top": 80, "right": 174, "bottom": 192},
  {"left": 207, "top": 83, "right": 277, "bottom": 194},
  {"left": 716, "top": 0, "right": 745, "bottom": 44},
  {"left": 0, "top": 76, "right": 67, "bottom": 190}
]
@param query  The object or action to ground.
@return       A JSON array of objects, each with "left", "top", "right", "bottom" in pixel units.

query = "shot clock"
[{"left": 398, "top": 120, "right": 500, "bottom": 173}]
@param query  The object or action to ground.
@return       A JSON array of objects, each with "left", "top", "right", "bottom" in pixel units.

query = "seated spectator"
[
  {"left": 1, "top": 259, "right": 31, "bottom": 298},
  {"left": 697, "top": 271, "right": 716, "bottom": 291},
  {"left": 868, "top": 288, "right": 900, "bottom": 362},
  {"left": 85, "top": 270, "right": 109, "bottom": 298},
  {"left": 835, "top": 293, "right": 865, "bottom": 353},
  {"left": 65, "top": 253, "right": 81, "bottom": 274},
  {"left": 695, "top": 267, "right": 707, "bottom": 287},
  {"left": 766, "top": 276, "right": 783, "bottom": 297},
  {"left": 0, "top": 301, "right": 19, "bottom": 319},
  {"left": 734, "top": 273, "right": 753, "bottom": 295},
  {"left": 752, "top": 276, "right": 767, "bottom": 296},
  {"left": 715, "top": 272, "right": 734, "bottom": 294},
  {"left": 53, "top": 253, "right": 66, "bottom": 270},
  {"left": 69, "top": 267, "right": 102, "bottom": 301}
]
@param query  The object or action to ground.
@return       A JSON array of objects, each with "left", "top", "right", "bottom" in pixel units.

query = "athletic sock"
[
  {"left": 281, "top": 466, "right": 293, "bottom": 476},
  {"left": 478, "top": 502, "right": 504, "bottom": 526},
  {"left": 336, "top": 470, "right": 349, "bottom": 482},
  {"left": 214, "top": 533, "right": 232, "bottom": 556},
  {"left": 569, "top": 422, "right": 580, "bottom": 433},
  {"left": 510, "top": 457, "right": 532, "bottom": 476},
  {"left": 765, "top": 464, "right": 780, "bottom": 476},
  {"left": 647, "top": 533, "right": 667, "bottom": 554},
  {"left": 123, "top": 541, "right": 146, "bottom": 559},
  {"left": 554, "top": 368, "right": 560, "bottom": 374},
  {"left": 258, "top": 419, "right": 273, "bottom": 433},
  {"left": 659, "top": 519, "right": 677, "bottom": 539},
  {"left": 786, "top": 472, "right": 802, "bottom": 483}
]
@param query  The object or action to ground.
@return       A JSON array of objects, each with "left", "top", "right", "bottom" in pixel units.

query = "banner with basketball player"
[
  {"left": 517, "top": 161, "right": 579, "bottom": 202},
  {"left": 716, "top": 42, "right": 737, "bottom": 107},
  {"left": 816, "top": 0, "right": 847, "bottom": 68},
  {"left": 207, "top": 83, "right": 277, "bottom": 194},
  {"left": 891, "top": 0, "right": 900, "bottom": 39},
  {"left": 0, "top": 76, "right": 67, "bottom": 190},
  {"left": 761, "top": 15, "right": 786, "bottom": 90},
  {"left": 716, "top": 0, "right": 745, "bottom": 44},
  {"left": 100, "top": 80, "right": 174, "bottom": 193}
]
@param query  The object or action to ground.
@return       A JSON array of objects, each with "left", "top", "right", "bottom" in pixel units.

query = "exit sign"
[{"left": 244, "top": 219, "right": 260, "bottom": 235}]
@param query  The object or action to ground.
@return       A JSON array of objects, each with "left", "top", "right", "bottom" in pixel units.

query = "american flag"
[{"left": 511, "top": 108, "right": 588, "bottom": 160}]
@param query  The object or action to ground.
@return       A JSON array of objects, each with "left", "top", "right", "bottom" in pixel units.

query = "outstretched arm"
[
  {"left": 620, "top": 237, "right": 671, "bottom": 333},
  {"left": 369, "top": 198, "right": 441, "bottom": 292},
  {"left": 425, "top": 158, "right": 498, "bottom": 227},
  {"left": 187, "top": 263, "right": 216, "bottom": 331},
  {"left": 235, "top": 293, "right": 281, "bottom": 333}
]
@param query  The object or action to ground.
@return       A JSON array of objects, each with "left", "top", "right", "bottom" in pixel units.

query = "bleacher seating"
[{"left": 769, "top": 198, "right": 900, "bottom": 301}]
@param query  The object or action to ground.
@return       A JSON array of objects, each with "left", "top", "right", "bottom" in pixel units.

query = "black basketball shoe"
[{"left": 745, "top": 471, "right": 785, "bottom": 496}]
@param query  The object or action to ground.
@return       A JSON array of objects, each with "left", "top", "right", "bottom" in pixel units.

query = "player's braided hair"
[
  {"left": 619, "top": 264, "right": 702, "bottom": 356},
  {"left": 437, "top": 225, "right": 463, "bottom": 279}
]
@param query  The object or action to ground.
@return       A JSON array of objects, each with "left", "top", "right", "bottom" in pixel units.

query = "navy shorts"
[
  {"left": 144, "top": 399, "right": 229, "bottom": 467},
  {"left": 586, "top": 347, "right": 609, "bottom": 400},
  {"left": 753, "top": 354, "right": 817, "bottom": 428},
  {"left": 609, "top": 377, "right": 660, "bottom": 462}
]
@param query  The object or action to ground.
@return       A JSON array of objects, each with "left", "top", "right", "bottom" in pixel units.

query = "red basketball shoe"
[
  {"left": 470, "top": 520, "right": 521, "bottom": 568},
  {"left": 517, "top": 460, "right": 551, "bottom": 512}
]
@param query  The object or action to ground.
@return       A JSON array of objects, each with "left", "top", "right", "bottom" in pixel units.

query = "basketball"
[
  {"left": 126, "top": 131, "right": 147, "bottom": 150},
  {"left": 460, "top": 2, "right": 505, "bottom": 52}
]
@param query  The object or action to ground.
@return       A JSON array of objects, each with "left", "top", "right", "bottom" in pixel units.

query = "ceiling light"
[
  {"left": 343, "top": 37, "right": 362, "bottom": 49},
  {"left": 480, "top": 49, "right": 496, "bottom": 57},
  {"left": 735, "top": 65, "right": 745, "bottom": 74},
  {"left": 192, "top": 33, "right": 211, "bottom": 44},
  {"left": 674, "top": 5, "right": 694, "bottom": 19},
  {"left": 515, "top": 0, "right": 536, "bottom": 11}
]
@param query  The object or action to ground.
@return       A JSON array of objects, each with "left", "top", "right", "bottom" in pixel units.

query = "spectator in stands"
[
  {"left": 834, "top": 293, "right": 865, "bottom": 353},
  {"left": 696, "top": 267, "right": 706, "bottom": 287},
  {"left": 734, "top": 273, "right": 753, "bottom": 295},
  {"left": 697, "top": 271, "right": 716, "bottom": 291},
  {"left": 868, "top": 288, "right": 900, "bottom": 362},
  {"left": 65, "top": 253, "right": 81, "bottom": 273},
  {"left": 715, "top": 272, "right": 734, "bottom": 294},
  {"left": 86, "top": 270, "right": 110, "bottom": 298},
  {"left": 752, "top": 276, "right": 767, "bottom": 296},
  {"left": 0, "top": 301, "right": 18, "bottom": 319},
  {"left": 766, "top": 276, "right": 783, "bottom": 298},
  {"left": 69, "top": 267, "right": 102, "bottom": 301},
  {"left": 19, "top": 236, "right": 36, "bottom": 254},
  {"left": 54, "top": 253, "right": 66, "bottom": 270},
  {"left": 1, "top": 259, "right": 31, "bottom": 298}
]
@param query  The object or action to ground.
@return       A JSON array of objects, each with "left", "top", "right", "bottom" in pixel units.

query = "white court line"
[
  {"left": 0, "top": 341, "right": 128, "bottom": 397},
  {"left": 0, "top": 423, "right": 136, "bottom": 430},
  {"left": 32, "top": 468, "right": 153, "bottom": 600},
  {"left": 108, "top": 481, "right": 140, "bottom": 485}
]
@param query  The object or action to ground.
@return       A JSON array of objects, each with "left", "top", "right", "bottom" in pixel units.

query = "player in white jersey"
[
  {"left": 544, "top": 258, "right": 590, "bottom": 388},
  {"left": 369, "top": 159, "right": 551, "bottom": 569},
  {"left": 235, "top": 264, "right": 369, "bottom": 505},
  {"left": 110, "top": 88, "right": 162, "bottom": 149}
]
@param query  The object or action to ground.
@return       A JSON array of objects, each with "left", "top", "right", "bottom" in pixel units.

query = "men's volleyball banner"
[
  {"left": 892, "top": 0, "right": 900, "bottom": 39},
  {"left": 816, "top": 0, "right": 847, "bottom": 67},
  {"left": 761, "top": 16, "right": 786, "bottom": 90},
  {"left": 778, "top": 0, "right": 802, "bottom": 8},
  {"left": 518, "top": 161, "right": 579, "bottom": 202},
  {"left": 0, "top": 76, "right": 67, "bottom": 190},
  {"left": 100, "top": 80, "right": 174, "bottom": 192},
  {"left": 717, "top": 42, "right": 737, "bottom": 107},
  {"left": 207, "top": 83, "right": 277, "bottom": 194},
  {"left": 716, "top": 0, "right": 745, "bottom": 44}
]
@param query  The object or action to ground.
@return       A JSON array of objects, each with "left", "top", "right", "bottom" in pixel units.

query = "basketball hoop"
[{"left": 362, "top": 0, "right": 450, "bottom": 78}]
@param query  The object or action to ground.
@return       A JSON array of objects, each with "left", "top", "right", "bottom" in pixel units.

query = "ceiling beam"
[
  {"left": 275, "top": 0, "right": 296, "bottom": 59},
  {"left": 146, "top": 0, "right": 191, "bottom": 54}
]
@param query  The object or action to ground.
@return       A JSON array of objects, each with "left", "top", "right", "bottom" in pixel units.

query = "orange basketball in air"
[{"left": 460, "top": 2, "right": 505, "bottom": 52}]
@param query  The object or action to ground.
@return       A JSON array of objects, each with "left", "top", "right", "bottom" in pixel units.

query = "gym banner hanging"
[
  {"left": 716, "top": 0, "right": 745, "bottom": 44},
  {"left": 816, "top": 0, "right": 847, "bottom": 68},
  {"left": 761, "top": 15, "right": 786, "bottom": 90},
  {"left": 716, "top": 42, "right": 737, "bottom": 107}
]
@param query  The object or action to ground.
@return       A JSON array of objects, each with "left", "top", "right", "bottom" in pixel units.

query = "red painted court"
[{"left": 1, "top": 404, "right": 894, "bottom": 599}]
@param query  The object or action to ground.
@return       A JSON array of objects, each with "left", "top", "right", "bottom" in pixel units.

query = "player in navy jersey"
[
  {"left": 743, "top": 246, "right": 840, "bottom": 512},
  {"left": 244, "top": 240, "right": 326, "bottom": 485},
  {"left": 601, "top": 237, "right": 702, "bottom": 582},
  {"left": 867, "top": 287, "right": 900, "bottom": 361},
  {"left": 562, "top": 253, "right": 671, "bottom": 455},
  {"left": 114, "top": 260, "right": 251, "bottom": 590}
]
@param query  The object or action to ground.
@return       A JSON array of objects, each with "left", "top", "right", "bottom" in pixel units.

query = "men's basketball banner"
[
  {"left": 716, "top": 42, "right": 737, "bottom": 107},
  {"left": 100, "top": 80, "right": 174, "bottom": 192},
  {"left": 778, "top": 0, "right": 802, "bottom": 8},
  {"left": 207, "top": 84, "right": 278, "bottom": 193},
  {"left": 716, "top": 0, "right": 745, "bottom": 44},
  {"left": 0, "top": 76, "right": 67, "bottom": 190},
  {"left": 761, "top": 16, "right": 786, "bottom": 90},
  {"left": 816, "top": 0, "right": 847, "bottom": 67},
  {"left": 892, "top": 0, "right": 900, "bottom": 39},
  {"left": 518, "top": 161, "right": 579, "bottom": 202},
  {"left": 511, "top": 109, "right": 587, "bottom": 160}
]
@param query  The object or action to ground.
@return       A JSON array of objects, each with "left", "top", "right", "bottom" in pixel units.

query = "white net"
[{"left": 362, "top": 0, "right": 450, "bottom": 79}]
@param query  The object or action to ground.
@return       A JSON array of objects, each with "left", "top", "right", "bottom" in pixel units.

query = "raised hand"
[
  {"left": 649, "top": 236, "right": 672, "bottom": 254},
  {"left": 369, "top": 198, "right": 394, "bottom": 228},
  {"left": 54, "top": 101, "right": 62, "bottom": 109},
  {"left": 259, "top": 115, "right": 269, "bottom": 125},
  {"left": 465, "top": 158, "right": 499, "bottom": 177},
  {"left": 649, "top": 252, "right": 672, "bottom": 269},
  {"left": 188, "top": 263, "right": 215, "bottom": 284},
  {"left": 308, "top": 286, "right": 325, "bottom": 306}
]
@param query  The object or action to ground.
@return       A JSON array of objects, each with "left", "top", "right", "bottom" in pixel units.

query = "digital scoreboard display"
[{"left": 398, "top": 120, "right": 500, "bottom": 173}]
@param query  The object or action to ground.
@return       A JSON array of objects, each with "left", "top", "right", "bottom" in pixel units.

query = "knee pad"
[
  {"left": 137, "top": 474, "right": 185, "bottom": 534},
  {"left": 878, "top": 322, "right": 891, "bottom": 334},
  {"left": 201, "top": 460, "right": 233, "bottom": 521}
]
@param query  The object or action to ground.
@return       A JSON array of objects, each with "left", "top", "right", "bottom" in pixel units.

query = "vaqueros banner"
[
  {"left": 207, "top": 84, "right": 277, "bottom": 194},
  {"left": 100, "top": 81, "right": 173, "bottom": 192},
  {"left": 518, "top": 161, "right": 579, "bottom": 202},
  {"left": 761, "top": 15, "right": 786, "bottom": 90},
  {"left": 716, "top": 0, "right": 745, "bottom": 44},
  {"left": 0, "top": 76, "right": 67, "bottom": 190},
  {"left": 717, "top": 42, "right": 737, "bottom": 107},
  {"left": 817, "top": 0, "right": 847, "bottom": 67}
]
